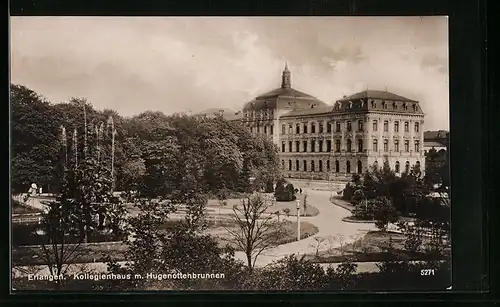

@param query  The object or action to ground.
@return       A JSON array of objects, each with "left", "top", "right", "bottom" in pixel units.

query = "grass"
[
  {"left": 13, "top": 242, "right": 128, "bottom": 266},
  {"left": 12, "top": 200, "right": 42, "bottom": 215},
  {"left": 303, "top": 230, "right": 451, "bottom": 263},
  {"left": 206, "top": 193, "right": 320, "bottom": 217},
  {"left": 13, "top": 221, "right": 319, "bottom": 266},
  {"left": 214, "top": 220, "right": 319, "bottom": 251}
]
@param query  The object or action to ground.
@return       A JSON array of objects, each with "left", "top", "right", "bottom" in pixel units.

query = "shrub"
[{"left": 372, "top": 197, "right": 400, "bottom": 231}]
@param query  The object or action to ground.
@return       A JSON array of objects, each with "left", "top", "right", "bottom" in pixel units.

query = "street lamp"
[{"left": 296, "top": 199, "right": 301, "bottom": 241}]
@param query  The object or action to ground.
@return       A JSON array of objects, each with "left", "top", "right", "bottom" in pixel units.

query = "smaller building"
[{"left": 424, "top": 130, "right": 448, "bottom": 154}]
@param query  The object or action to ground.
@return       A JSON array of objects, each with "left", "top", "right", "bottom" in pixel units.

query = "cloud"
[{"left": 10, "top": 16, "right": 449, "bottom": 130}]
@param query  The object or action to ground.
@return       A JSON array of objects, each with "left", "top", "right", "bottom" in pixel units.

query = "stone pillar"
[
  {"left": 388, "top": 119, "right": 393, "bottom": 153},
  {"left": 378, "top": 117, "right": 383, "bottom": 156},
  {"left": 340, "top": 121, "right": 345, "bottom": 151},
  {"left": 409, "top": 119, "right": 414, "bottom": 155},
  {"left": 365, "top": 116, "right": 371, "bottom": 154}
]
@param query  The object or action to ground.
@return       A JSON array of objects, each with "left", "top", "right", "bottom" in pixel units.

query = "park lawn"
[
  {"left": 206, "top": 193, "right": 320, "bottom": 217},
  {"left": 214, "top": 220, "right": 319, "bottom": 251},
  {"left": 304, "top": 231, "right": 450, "bottom": 263},
  {"left": 13, "top": 221, "right": 319, "bottom": 266},
  {"left": 269, "top": 194, "right": 319, "bottom": 217},
  {"left": 12, "top": 200, "right": 42, "bottom": 215},
  {"left": 12, "top": 242, "right": 128, "bottom": 266}
]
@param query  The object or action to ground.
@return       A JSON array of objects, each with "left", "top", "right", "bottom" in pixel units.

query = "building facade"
[{"left": 233, "top": 64, "right": 425, "bottom": 181}]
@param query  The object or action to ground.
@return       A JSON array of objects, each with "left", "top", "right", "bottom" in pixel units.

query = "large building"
[{"left": 232, "top": 64, "right": 426, "bottom": 181}]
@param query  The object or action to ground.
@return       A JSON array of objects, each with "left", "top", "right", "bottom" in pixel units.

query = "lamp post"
[{"left": 296, "top": 199, "right": 301, "bottom": 241}]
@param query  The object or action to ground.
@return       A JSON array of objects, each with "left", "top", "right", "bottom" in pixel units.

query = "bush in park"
[{"left": 372, "top": 196, "right": 400, "bottom": 231}]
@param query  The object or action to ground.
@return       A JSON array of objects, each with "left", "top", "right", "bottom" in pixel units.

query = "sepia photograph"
[{"left": 10, "top": 16, "right": 450, "bottom": 291}]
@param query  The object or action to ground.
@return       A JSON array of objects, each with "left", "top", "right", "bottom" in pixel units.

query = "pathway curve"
[{"left": 234, "top": 181, "right": 378, "bottom": 267}]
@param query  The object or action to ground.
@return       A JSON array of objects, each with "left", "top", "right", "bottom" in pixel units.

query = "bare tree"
[
  {"left": 35, "top": 200, "right": 85, "bottom": 289},
  {"left": 310, "top": 236, "right": 326, "bottom": 258},
  {"left": 224, "top": 193, "right": 285, "bottom": 270}
]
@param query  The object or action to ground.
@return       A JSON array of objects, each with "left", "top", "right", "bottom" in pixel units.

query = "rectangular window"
[
  {"left": 319, "top": 122, "right": 324, "bottom": 133},
  {"left": 358, "top": 120, "right": 363, "bottom": 131},
  {"left": 288, "top": 141, "right": 292, "bottom": 152},
  {"left": 327, "top": 140, "right": 332, "bottom": 152},
  {"left": 288, "top": 160, "right": 292, "bottom": 171},
  {"left": 327, "top": 160, "right": 330, "bottom": 170},
  {"left": 281, "top": 142, "right": 285, "bottom": 152},
  {"left": 303, "top": 160, "right": 307, "bottom": 171},
  {"left": 335, "top": 140, "right": 341, "bottom": 152},
  {"left": 404, "top": 140, "right": 410, "bottom": 152},
  {"left": 357, "top": 139, "right": 363, "bottom": 152},
  {"left": 281, "top": 160, "right": 285, "bottom": 169},
  {"left": 319, "top": 140, "right": 323, "bottom": 152},
  {"left": 311, "top": 161, "right": 315, "bottom": 172},
  {"left": 289, "top": 125, "right": 293, "bottom": 134},
  {"left": 311, "top": 123, "right": 316, "bottom": 133},
  {"left": 415, "top": 122, "right": 420, "bottom": 133},
  {"left": 404, "top": 122, "right": 409, "bottom": 132},
  {"left": 415, "top": 140, "right": 420, "bottom": 152},
  {"left": 373, "top": 120, "right": 378, "bottom": 131},
  {"left": 384, "top": 139, "right": 388, "bottom": 152},
  {"left": 311, "top": 140, "right": 316, "bottom": 152},
  {"left": 295, "top": 141, "right": 300, "bottom": 152},
  {"left": 303, "top": 141, "right": 307, "bottom": 152},
  {"left": 270, "top": 125, "right": 274, "bottom": 135},
  {"left": 264, "top": 126, "right": 267, "bottom": 134},
  {"left": 394, "top": 121, "right": 399, "bottom": 133},
  {"left": 303, "top": 123, "right": 308, "bottom": 134},
  {"left": 394, "top": 140, "right": 399, "bottom": 152},
  {"left": 336, "top": 122, "right": 341, "bottom": 132},
  {"left": 296, "top": 160, "right": 299, "bottom": 170},
  {"left": 296, "top": 124, "right": 300, "bottom": 134},
  {"left": 384, "top": 121, "right": 389, "bottom": 132},
  {"left": 319, "top": 160, "right": 323, "bottom": 172},
  {"left": 347, "top": 121, "right": 352, "bottom": 132},
  {"left": 281, "top": 125, "right": 286, "bottom": 135},
  {"left": 373, "top": 139, "right": 378, "bottom": 152},
  {"left": 327, "top": 123, "right": 332, "bottom": 133}
]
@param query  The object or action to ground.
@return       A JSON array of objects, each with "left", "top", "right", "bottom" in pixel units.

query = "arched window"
[
  {"left": 296, "top": 160, "right": 300, "bottom": 171},
  {"left": 335, "top": 160, "right": 340, "bottom": 173},
  {"left": 415, "top": 161, "right": 421, "bottom": 173},
  {"left": 405, "top": 161, "right": 410, "bottom": 173},
  {"left": 347, "top": 139, "right": 352, "bottom": 152},
  {"left": 346, "top": 161, "right": 351, "bottom": 173},
  {"left": 357, "top": 160, "right": 362, "bottom": 174},
  {"left": 395, "top": 161, "right": 400, "bottom": 173},
  {"left": 288, "top": 160, "right": 292, "bottom": 171}
]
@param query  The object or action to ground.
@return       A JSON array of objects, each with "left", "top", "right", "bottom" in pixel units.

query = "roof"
[
  {"left": 243, "top": 87, "right": 323, "bottom": 111},
  {"left": 281, "top": 106, "right": 335, "bottom": 118},
  {"left": 194, "top": 108, "right": 241, "bottom": 120},
  {"left": 424, "top": 130, "right": 449, "bottom": 140},
  {"left": 337, "top": 90, "right": 417, "bottom": 103},
  {"left": 424, "top": 141, "right": 447, "bottom": 148}
]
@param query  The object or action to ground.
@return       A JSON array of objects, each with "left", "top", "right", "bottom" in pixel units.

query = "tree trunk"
[{"left": 246, "top": 251, "right": 252, "bottom": 270}]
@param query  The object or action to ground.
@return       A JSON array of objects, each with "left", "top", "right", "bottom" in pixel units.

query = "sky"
[{"left": 10, "top": 17, "right": 449, "bottom": 130}]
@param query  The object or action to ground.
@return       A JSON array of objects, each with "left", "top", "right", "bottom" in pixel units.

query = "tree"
[
  {"left": 224, "top": 193, "right": 286, "bottom": 270},
  {"left": 36, "top": 195, "right": 83, "bottom": 289},
  {"left": 372, "top": 196, "right": 400, "bottom": 232},
  {"left": 11, "top": 84, "right": 62, "bottom": 193}
]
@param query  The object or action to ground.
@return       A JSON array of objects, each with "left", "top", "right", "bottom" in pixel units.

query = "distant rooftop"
[{"left": 337, "top": 89, "right": 418, "bottom": 103}]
